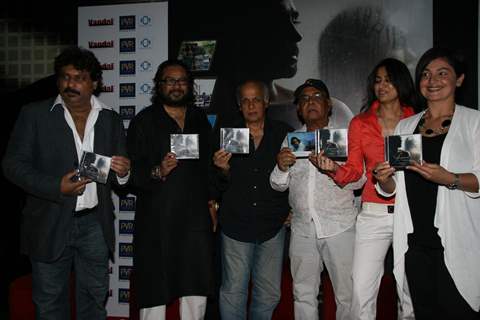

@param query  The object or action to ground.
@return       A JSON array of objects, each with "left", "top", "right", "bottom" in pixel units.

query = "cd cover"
[
  {"left": 78, "top": 151, "right": 111, "bottom": 184},
  {"left": 317, "top": 128, "right": 348, "bottom": 161},
  {"left": 220, "top": 128, "right": 250, "bottom": 154},
  {"left": 286, "top": 131, "right": 316, "bottom": 157},
  {"left": 384, "top": 134, "right": 423, "bottom": 169},
  {"left": 170, "top": 134, "right": 200, "bottom": 159}
]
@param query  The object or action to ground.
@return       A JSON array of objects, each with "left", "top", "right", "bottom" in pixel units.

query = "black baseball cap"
[{"left": 293, "top": 79, "right": 330, "bottom": 104}]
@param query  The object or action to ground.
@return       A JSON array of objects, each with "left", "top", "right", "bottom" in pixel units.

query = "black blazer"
[{"left": 2, "top": 98, "right": 127, "bottom": 262}]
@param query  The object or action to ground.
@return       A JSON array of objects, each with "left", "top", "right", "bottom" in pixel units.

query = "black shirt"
[
  {"left": 214, "top": 118, "right": 292, "bottom": 243},
  {"left": 406, "top": 128, "right": 446, "bottom": 248}
]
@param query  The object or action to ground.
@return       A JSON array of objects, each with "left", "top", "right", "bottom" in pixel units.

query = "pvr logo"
[
  {"left": 119, "top": 195, "right": 136, "bottom": 211},
  {"left": 119, "top": 265, "right": 133, "bottom": 281},
  {"left": 119, "top": 220, "right": 134, "bottom": 235},
  {"left": 118, "top": 288, "right": 130, "bottom": 304},
  {"left": 119, "top": 15, "right": 135, "bottom": 30},
  {"left": 119, "top": 106, "right": 135, "bottom": 121},
  {"left": 119, "top": 83, "right": 136, "bottom": 98},
  {"left": 119, "top": 242, "right": 134, "bottom": 258},
  {"left": 119, "top": 38, "right": 136, "bottom": 53},
  {"left": 120, "top": 60, "right": 136, "bottom": 76}
]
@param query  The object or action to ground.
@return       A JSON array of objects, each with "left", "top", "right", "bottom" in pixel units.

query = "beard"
[{"left": 155, "top": 88, "right": 192, "bottom": 107}]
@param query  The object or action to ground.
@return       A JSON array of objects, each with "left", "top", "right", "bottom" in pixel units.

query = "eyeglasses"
[
  {"left": 160, "top": 77, "right": 189, "bottom": 86},
  {"left": 298, "top": 92, "right": 327, "bottom": 105}
]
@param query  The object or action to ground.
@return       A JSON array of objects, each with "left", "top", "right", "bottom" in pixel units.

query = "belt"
[
  {"left": 361, "top": 202, "right": 394, "bottom": 214},
  {"left": 73, "top": 206, "right": 98, "bottom": 218}
]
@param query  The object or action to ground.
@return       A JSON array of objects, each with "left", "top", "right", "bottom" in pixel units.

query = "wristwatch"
[{"left": 446, "top": 173, "right": 460, "bottom": 190}]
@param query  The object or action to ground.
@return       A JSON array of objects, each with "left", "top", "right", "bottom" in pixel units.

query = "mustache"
[{"left": 63, "top": 88, "right": 80, "bottom": 95}]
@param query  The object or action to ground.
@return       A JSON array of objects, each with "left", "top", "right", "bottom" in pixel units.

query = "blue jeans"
[
  {"left": 31, "top": 211, "right": 109, "bottom": 320},
  {"left": 219, "top": 227, "right": 285, "bottom": 320}
]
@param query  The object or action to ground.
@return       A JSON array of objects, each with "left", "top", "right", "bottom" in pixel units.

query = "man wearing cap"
[{"left": 270, "top": 79, "right": 363, "bottom": 320}]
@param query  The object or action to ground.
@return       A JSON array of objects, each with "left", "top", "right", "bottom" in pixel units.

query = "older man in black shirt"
[{"left": 213, "top": 80, "right": 292, "bottom": 320}]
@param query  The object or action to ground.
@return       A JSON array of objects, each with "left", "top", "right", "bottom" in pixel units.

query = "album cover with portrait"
[
  {"left": 77, "top": 151, "right": 111, "bottom": 184},
  {"left": 384, "top": 134, "right": 423, "bottom": 169},
  {"left": 220, "top": 128, "right": 250, "bottom": 154},
  {"left": 287, "top": 132, "right": 316, "bottom": 157},
  {"left": 170, "top": 134, "right": 200, "bottom": 159},
  {"left": 317, "top": 128, "right": 348, "bottom": 161}
]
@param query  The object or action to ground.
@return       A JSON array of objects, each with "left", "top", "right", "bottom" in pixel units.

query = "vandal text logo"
[
  {"left": 119, "top": 266, "right": 133, "bottom": 281},
  {"left": 119, "top": 38, "right": 136, "bottom": 53},
  {"left": 88, "top": 18, "right": 114, "bottom": 26},
  {"left": 119, "top": 15, "right": 135, "bottom": 30},
  {"left": 119, "top": 83, "right": 135, "bottom": 98},
  {"left": 120, "top": 60, "right": 136, "bottom": 76},
  {"left": 119, "top": 242, "right": 134, "bottom": 258},
  {"left": 101, "top": 85, "right": 114, "bottom": 93},
  {"left": 100, "top": 63, "right": 114, "bottom": 70},
  {"left": 119, "top": 220, "right": 134, "bottom": 235},
  {"left": 88, "top": 40, "right": 114, "bottom": 49}
]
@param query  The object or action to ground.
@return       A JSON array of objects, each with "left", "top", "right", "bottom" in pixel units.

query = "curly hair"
[{"left": 54, "top": 46, "right": 103, "bottom": 96}]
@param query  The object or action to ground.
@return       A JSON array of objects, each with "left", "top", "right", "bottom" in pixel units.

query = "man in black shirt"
[{"left": 213, "top": 80, "right": 291, "bottom": 319}]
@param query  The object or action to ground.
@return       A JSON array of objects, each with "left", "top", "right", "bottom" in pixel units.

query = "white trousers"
[
  {"left": 290, "top": 224, "right": 355, "bottom": 320},
  {"left": 139, "top": 296, "right": 207, "bottom": 320},
  {"left": 350, "top": 202, "right": 414, "bottom": 320}
]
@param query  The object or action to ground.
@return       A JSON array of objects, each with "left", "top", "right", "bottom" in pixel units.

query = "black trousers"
[{"left": 405, "top": 246, "right": 479, "bottom": 320}]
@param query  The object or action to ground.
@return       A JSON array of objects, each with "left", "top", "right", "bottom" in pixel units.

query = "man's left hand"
[{"left": 111, "top": 156, "right": 131, "bottom": 178}]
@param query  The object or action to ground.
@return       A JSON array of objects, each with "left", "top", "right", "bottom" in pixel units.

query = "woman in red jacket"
[{"left": 316, "top": 58, "right": 417, "bottom": 319}]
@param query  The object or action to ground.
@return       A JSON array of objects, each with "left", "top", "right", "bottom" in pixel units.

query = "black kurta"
[{"left": 127, "top": 104, "right": 214, "bottom": 308}]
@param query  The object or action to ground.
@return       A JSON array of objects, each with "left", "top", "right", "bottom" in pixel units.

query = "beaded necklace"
[{"left": 418, "top": 111, "right": 453, "bottom": 136}]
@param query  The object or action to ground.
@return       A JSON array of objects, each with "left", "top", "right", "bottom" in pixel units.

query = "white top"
[
  {"left": 270, "top": 124, "right": 366, "bottom": 239},
  {"left": 51, "top": 95, "right": 128, "bottom": 211},
  {"left": 376, "top": 105, "right": 480, "bottom": 310}
]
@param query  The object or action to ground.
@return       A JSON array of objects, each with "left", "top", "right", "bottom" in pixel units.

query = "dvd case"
[
  {"left": 170, "top": 134, "right": 200, "bottom": 159},
  {"left": 220, "top": 128, "right": 249, "bottom": 154},
  {"left": 286, "top": 131, "right": 316, "bottom": 157},
  {"left": 78, "top": 151, "right": 111, "bottom": 184},
  {"left": 317, "top": 128, "right": 348, "bottom": 161},
  {"left": 384, "top": 134, "right": 422, "bottom": 169}
]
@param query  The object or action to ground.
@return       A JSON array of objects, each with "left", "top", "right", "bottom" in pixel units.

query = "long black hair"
[{"left": 361, "top": 58, "right": 417, "bottom": 112}]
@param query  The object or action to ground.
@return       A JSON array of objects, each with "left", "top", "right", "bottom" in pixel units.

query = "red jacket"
[{"left": 332, "top": 100, "right": 415, "bottom": 204}]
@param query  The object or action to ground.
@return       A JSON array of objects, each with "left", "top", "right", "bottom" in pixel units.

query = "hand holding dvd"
[
  {"left": 61, "top": 170, "right": 89, "bottom": 196},
  {"left": 276, "top": 147, "right": 296, "bottom": 172},
  {"left": 213, "top": 149, "right": 232, "bottom": 174}
]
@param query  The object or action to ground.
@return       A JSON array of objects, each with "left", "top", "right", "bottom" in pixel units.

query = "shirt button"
[{"left": 253, "top": 202, "right": 257, "bottom": 207}]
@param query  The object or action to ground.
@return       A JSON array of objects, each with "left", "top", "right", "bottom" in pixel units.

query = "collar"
[{"left": 50, "top": 94, "right": 112, "bottom": 112}]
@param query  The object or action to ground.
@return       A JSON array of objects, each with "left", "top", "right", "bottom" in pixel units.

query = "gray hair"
[{"left": 235, "top": 80, "right": 270, "bottom": 105}]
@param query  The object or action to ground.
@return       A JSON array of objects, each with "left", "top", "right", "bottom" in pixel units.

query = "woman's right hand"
[{"left": 372, "top": 161, "right": 396, "bottom": 193}]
